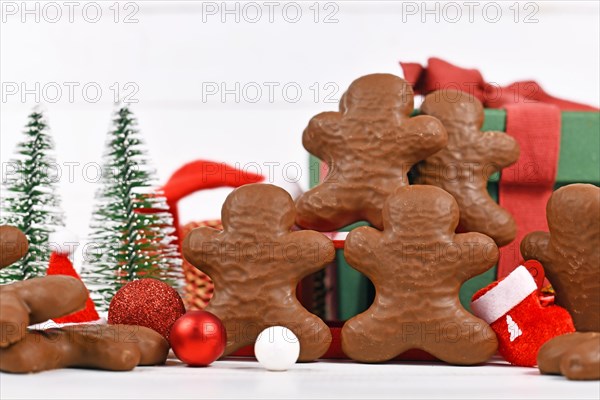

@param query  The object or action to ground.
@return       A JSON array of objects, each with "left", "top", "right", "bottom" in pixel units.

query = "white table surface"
[{"left": 1, "top": 356, "right": 599, "bottom": 400}]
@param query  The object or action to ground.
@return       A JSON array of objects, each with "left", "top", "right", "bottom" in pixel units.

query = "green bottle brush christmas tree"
[
  {"left": 81, "top": 105, "right": 182, "bottom": 310},
  {"left": 0, "top": 109, "right": 64, "bottom": 283}
]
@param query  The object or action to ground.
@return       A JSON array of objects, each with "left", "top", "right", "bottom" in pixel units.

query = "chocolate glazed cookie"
[
  {"left": 183, "top": 184, "right": 335, "bottom": 361},
  {"left": 416, "top": 90, "right": 520, "bottom": 247},
  {"left": 295, "top": 73, "right": 447, "bottom": 231},
  {"left": 521, "top": 184, "right": 600, "bottom": 332},
  {"left": 341, "top": 185, "right": 499, "bottom": 364}
]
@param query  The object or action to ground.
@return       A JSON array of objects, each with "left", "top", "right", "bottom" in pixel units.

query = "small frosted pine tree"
[
  {"left": 81, "top": 106, "right": 183, "bottom": 310},
  {"left": 0, "top": 109, "right": 64, "bottom": 283}
]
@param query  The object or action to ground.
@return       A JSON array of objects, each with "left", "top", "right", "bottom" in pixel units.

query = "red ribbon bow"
[{"left": 400, "top": 57, "right": 598, "bottom": 111}]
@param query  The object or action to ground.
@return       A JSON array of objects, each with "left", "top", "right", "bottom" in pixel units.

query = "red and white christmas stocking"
[
  {"left": 471, "top": 264, "right": 575, "bottom": 367},
  {"left": 47, "top": 230, "right": 100, "bottom": 324}
]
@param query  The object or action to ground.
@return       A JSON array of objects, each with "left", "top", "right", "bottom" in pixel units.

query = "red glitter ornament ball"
[
  {"left": 108, "top": 278, "right": 185, "bottom": 340},
  {"left": 170, "top": 311, "right": 227, "bottom": 367}
]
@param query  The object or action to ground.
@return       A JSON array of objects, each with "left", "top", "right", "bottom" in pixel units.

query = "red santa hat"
[{"left": 47, "top": 229, "right": 100, "bottom": 324}]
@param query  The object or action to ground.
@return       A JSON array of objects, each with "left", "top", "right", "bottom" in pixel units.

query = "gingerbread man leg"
[
  {"left": 267, "top": 304, "right": 332, "bottom": 362},
  {"left": 421, "top": 315, "right": 497, "bottom": 365},
  {"left": 342, "top": 306, "right": 410, "bottom": 363},
  {"left": 210, "top": 302, "right": 332, "bottom": 361},
  {"left": 295, "top": 184, "right": 361, "bottom": 231},
  {"left": 213, "top": 314, "right": 261, "bottom": 356}
]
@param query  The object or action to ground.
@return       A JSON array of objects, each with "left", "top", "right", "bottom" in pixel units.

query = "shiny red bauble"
[{"left": 170, "top": 311, "right": 227, "bottom": 367}]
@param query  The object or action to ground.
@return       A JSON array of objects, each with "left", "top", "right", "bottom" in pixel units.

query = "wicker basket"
[{"left": 181, "top": 219, "right": 223, "bottom": 310}]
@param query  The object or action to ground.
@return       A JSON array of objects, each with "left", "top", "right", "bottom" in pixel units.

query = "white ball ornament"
[{"left": 254, "top": 326, "right": 300, "bottom": 371}]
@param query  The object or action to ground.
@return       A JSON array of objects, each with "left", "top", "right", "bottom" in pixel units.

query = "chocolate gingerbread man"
[
  {"left": 521, "top": 184, "right": 600, "bottom": 332},
  {"left": 295, "top": 73, "right": 447, "bottom": 231},
  {"left": 183, "top": 184, "right": 335, "bottom": 361},
  {"left": 341, "top": 185, "right": 499, "bottom": 364},
  {"left": 416, "top": 90, "right": 520, "bottom": 247},
  {"left": 0, "top": 225, "right": 169, "bottom": 373}
]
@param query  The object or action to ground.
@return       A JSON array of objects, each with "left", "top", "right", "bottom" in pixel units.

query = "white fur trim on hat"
[
  {"left": 48, "top": 229, "right": 79, "bottom": 255},
  {"left": 470, "top": 265, "right": 537, "bottom": 324}
]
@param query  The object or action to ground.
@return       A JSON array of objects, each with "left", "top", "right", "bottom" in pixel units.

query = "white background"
[{"left": 2, "top": 0, "right": 599, "bottom": 242}]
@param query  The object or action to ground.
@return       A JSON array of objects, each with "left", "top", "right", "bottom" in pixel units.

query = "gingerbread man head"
[
  {"left": 340, "top": 74, "right": 414, "bottom": 119},
  {"left": 421, "top": 89, "right": 484, "bottom": 125},
  {"left": 221, "top": 183, "right": 295, "bottom": 235},
  {"left": 296, "top": 73, "right": 447, "bottom": 231},
  {"left": 521, "top": 184, "right": 600, "bottom": 332},
  {"left": 341, "top": 185, "right": 499, "bottom": 364},
  {"left": 183, "top": 184, "right": 335, "bottom": 361},
  {"left": 416, "top": 89, "right": 520, "bottom": 247},
  {"left": 383, "top": 183, "right": 458, "bottom": 236}
]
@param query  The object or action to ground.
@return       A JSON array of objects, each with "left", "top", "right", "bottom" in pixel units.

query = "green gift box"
[{"left": 308, "top": 109, "right": 600, "bottom": 320}]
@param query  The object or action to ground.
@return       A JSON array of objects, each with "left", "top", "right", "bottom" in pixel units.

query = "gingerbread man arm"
[
  {"left": 302, "top": 112, "right": 342, "bottom": 162},
  {"left": 397, "top": 115, "right": 448, "bottom": 163},
  {"left": 479, "top": 131, "right": 520, "bottom": 171},
  {"left": 282, "top": 231, "right": 335, "bottom": 280},
  {"left": 182, "top": 226, "right": 222, "bottom": 277},
  {"left": 520, "top": 231, "right": 551, "bottom": 265},
  {"left": 454, "top": 232, "right": 499, "bottom": 281},
  {"left": 344, "top": 226, "right": 383, "bottom": 279},
  {"left": 0, "top": 276, "right": 88, "bottom": 347}
]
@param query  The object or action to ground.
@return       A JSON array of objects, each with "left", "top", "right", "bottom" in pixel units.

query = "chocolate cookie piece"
[
  {"left": 0, "top": 324, "right": 169, "bottom": 373},
  {"left": 0, "top": 276, "right": 88, "bottom": 347},
  {"left": 560, "top": 337, "right": 600, "bottom": 380},
  {"left": 295, "top": 73, "right": 447, "bottom": 231},
  {"left": 538, "top": 332, "right": 600, "bottom": 381},
  {"left": 341, "top": 185, "right": 499, "bottom": 364},
  {"left": 65, "top": 324, "right": 170, "bottom": 366},
  {"left": 183, "top": 184, "right": 335, "bottom": 361},
  {"left": 538, "top": 332, "right": 599, "bottom": 375},
  {"left": 521, "top": 184, "right": 600, "bottom": 332},
  {"left": 0, "top": 226, "right": 29, "bottom": 269},
  {"left": 415, "top": 90, "right": 520, "bottom": 247}
]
